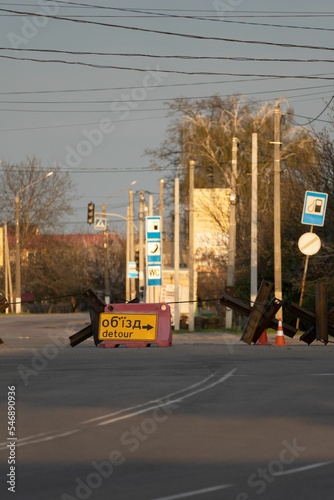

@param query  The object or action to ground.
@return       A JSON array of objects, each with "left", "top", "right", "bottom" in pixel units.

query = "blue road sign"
[
  {"left": 128, "top": 261, "right": 138, "bottom": 278},
  {"left": 146, "top": 216, "right": 161, "bottom": 240},
  {"left": 146, "top": 216, "right": 162, "bottom": 286},
  {"left": 147, "top": 264, "right": 162, "bottom": 286},
  {"left": 301, "top": 191, "right": 328, "bottom": 227},
  {"left": 146, "top": 240, "right": 162, "bottom": 263}
]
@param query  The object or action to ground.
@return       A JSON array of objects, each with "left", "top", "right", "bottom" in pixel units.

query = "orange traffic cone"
[
  {"left": 274, "top": 319, "right": 286, "bottom": 346},
  {"left": 256, "top": 330, "right": 270, "bottom": 345}
]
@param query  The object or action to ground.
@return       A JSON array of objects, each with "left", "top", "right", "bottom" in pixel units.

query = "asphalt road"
[{"left": 0, "top": 314, "right": 334, "bottom": 500}]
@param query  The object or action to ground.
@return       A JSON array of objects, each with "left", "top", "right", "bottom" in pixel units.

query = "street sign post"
[
  {"left": 146, "top": 216, "right": 162, "bottom": 286},
  {"left": 147, "top": 241, "right": 161, "bottom": 263},
  {"left": 147, "top": 263, "right": 162, "bottom": 286},
  {"left": 128, "top": 261, "right": 138, "bottom": 279},
  {"left": 146, "top": 216, "right": 161, "bottom": 239},
  {"left": 298, "top": 191, "right": 328, "bottom": 328},
  {"left": 94, "top": 217, "right": 107, "bottom": 231},
  {"left": 301, "top": 191, "right": 328, "bottom": 226},
  {"left": 298, "top": 232, "right": 321, "bottom": 256}
]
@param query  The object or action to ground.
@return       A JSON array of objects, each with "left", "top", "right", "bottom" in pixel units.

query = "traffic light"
[{"left": 87, "top": 202, "right": 95, "bottom": 224}]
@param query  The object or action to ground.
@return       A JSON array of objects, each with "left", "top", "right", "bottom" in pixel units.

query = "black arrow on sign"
[{"left": 142, "top": 324, "right": 154, "bottom": 331}]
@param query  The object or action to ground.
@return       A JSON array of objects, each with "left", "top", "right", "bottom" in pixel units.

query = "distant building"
[{"left": 194, "top": 188, "right": 230, "bottom": 272}]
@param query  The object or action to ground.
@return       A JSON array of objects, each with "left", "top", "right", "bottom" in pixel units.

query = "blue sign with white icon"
[
  {"left": 146, "top": 216, "right": 161, "bottom": 240},
  {"left": 301, "top": 191, "right": 328, "bottom": 227},
  {"left": 147, "top": 240, "right": 161, "bottom": 263},
  {"left": 128, "top": 261, "right": 138, "bottom": 278},
  {"left": 146, "top": 216, "right": 162, "bottom": 286},
  {"left": 147, "top": 264, "right": 162, "bottom": 286}
]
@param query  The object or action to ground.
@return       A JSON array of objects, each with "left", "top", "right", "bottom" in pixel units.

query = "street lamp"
[{"left": 15, "top": 171, "right": 53, "bottom": 313}]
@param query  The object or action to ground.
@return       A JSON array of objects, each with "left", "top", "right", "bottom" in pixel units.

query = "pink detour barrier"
[{"left": 98, "top": 302, "right": 172, "bottom": 348}]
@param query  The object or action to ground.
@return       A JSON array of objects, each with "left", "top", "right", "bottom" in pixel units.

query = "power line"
[
  {"left": 2, "top": 47, "right": 334, "bottom": 64},
  {"left": 0, "top": 87, "right": 332, "bottom": 106},
  {"left": 2, "top": 54, "right": 334, "bottom": 80},
  {"left": 289, "top": 97, "right": 334, "bottom": 126},
  {"left": 3, "top": 2, "right": 334, "bottom": 33},
  {"left": 1, "top": 7, "right": 334, "bottom": 52},
  {"left": 2, "top": 4, "right": 334, "bottom": 16},
  {"left": 0, "top": 87, "right": 332, "bottom": 131}
]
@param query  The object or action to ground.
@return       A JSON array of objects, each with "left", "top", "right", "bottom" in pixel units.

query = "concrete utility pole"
[
  {"left": 157, "top": 178, "right": 164, "bottom": 303},
  {"left": 126, "top": 206, "right": 130, "bottom": 302},
  {"left": 174, "top": 175, "right": 180, "bottom": 330},
  {"left": 147, "top": 194, "right": 154, "bottom": 303},
  {"left": 128, "top": 189, "right": 136, "bottom": 301},
  {"left": 273, "top": 101, "right": 283, "bottom": 317},
  {"left": 15, "top": 194, "right": 20, "bottom": 313},
  {"left": 102, "top": 203, "right": 110, "bottom": 305},
  {"left": 226, "top": 137, "right": 238, "bottom": 329},
  {"left": 4, "top": 222, "right": 13, "bottom": 314},
  {"left": 188, "top": 160, "right": 195, "bottom": 331},
  {"left": 159, "top": 179, "right": 164, "bottom": 243},
  {"left": 251, "top": 133, "right": 258, "bottom": 305},
  {"left": 139, "top": 190, "right": 145, "bottom": 301}
]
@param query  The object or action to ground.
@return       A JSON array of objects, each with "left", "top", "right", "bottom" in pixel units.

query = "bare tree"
[
  {"left": 0, "top": 156, "right": 76, "bottom": 244},
  {"left": 145, "top": 95, "right": 325, "bottom": 304}
]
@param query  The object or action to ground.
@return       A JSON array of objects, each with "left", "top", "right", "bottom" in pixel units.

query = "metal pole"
[
  {"left": 296, "top": 225, "right": 313, "bottom": 330},
  {"left": 274, "top": 101, "right": 283, "bottom": 318},
  {"left": 251, "top": 133, "right": 258, "bottom": 304},
  {"left": 226, "top": 137, "right": 238, "bottom": 328},
  {"left": 188, "top": 160, "right": 195, "bottom": 331},
  {"left": 174, "top": 175, "right": 180, "bottom": 330}
]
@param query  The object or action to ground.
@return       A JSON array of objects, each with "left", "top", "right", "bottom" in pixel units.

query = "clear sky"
[{"left": 0, "top": 0, "right": 333, "bottom": 233}]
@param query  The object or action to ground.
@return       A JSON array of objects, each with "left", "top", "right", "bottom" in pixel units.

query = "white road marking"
[
  {"left": 97, "top": 368, "right": 237, "bottom": 426},
  {"left": 0, "top": 429, "right": 80, "bottom": 450},
  {"left": 273, "top": 461, "right": 333, "bottom": 476},
  {"left": 0, "top": 368, "right": 236, "bottom": 448},
  {"left": 82, "top": 371, "right": 218, "bottom": 424},
  {"left": 149, "top": 484, "right": 233, "bottom": 500}
]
